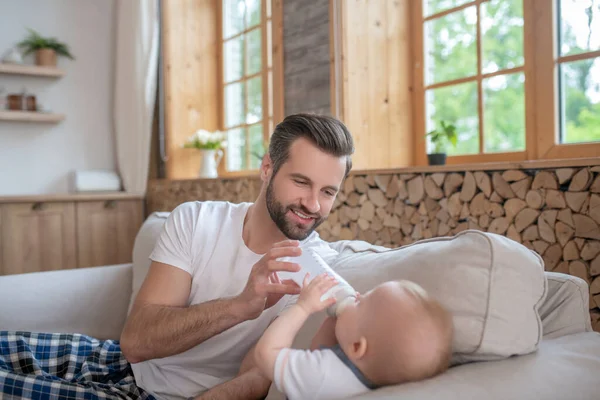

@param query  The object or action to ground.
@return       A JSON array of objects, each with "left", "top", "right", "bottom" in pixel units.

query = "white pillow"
[
  {"left": 326, "top": 230, "right": 547, "bottom": 365},
  {"left": 128, "top": 212, "right": 169, "bottom": 313}
]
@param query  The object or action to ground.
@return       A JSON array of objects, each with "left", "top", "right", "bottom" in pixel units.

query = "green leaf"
[{"left": 17, "top": 28, "right": 75, "bottom": 59}]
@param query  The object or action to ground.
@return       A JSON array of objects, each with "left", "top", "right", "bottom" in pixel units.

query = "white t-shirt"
[
  {"left": 273, "top": 345, "right": 376, "bottom": 400},
  {"left": 131, "top": 200, "right": 338, "bottom": 400}
]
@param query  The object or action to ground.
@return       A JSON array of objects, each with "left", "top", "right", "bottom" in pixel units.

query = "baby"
[{"left": 255, "top": 273, "right": 454, "bottom": 400}]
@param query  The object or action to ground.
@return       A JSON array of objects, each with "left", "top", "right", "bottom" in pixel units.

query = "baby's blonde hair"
[{"left": 361, "top": 281, "right": 453, "bottom": 386}]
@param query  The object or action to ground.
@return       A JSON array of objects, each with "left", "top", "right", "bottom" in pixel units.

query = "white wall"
[{"left": 0, "top": 0, "right": 116, "bottom": 195}]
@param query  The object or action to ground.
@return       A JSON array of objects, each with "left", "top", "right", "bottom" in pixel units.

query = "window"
[
  {"left": 556, "top": 0, "right": 600, "bottom": 145},
  {"left": 220, "top": 0, "right": 283, "bottom": 173},
  {"left": 413, "top": 0, "right": 600, "bottom": 164}
]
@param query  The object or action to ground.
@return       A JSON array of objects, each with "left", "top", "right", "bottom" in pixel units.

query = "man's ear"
[{"left": 261, "top": 153, "right": 273, "bottom": 181}]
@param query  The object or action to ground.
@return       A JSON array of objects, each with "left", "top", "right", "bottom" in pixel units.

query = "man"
[{"left": 120, "top": 113, "right": 355, "bottom": 399}]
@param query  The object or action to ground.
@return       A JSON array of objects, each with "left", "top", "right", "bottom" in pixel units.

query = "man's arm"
[
  {"left": 121, "top": 241, "right": 303, "bottom": 364},
  {"left": 121, "top": 262, "right": 251, "bottom": 363},
  {"left": 194, "top": 368, "right": 271, "bottom": 400}
]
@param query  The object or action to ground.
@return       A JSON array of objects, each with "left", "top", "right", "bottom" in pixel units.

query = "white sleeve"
[
  {"left": 148, "top": 202, "right": 198, "bottom": 275},
  {"left": 273, "top": 348, "right": 330, "bottom": 400}
]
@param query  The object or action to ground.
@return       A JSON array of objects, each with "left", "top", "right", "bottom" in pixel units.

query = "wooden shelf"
[
  {"left": 0, "top": 63, "right": 65, "bottom": 78},
  {"left": 0, "top": 110, "right": 65, "bottom": 123}
]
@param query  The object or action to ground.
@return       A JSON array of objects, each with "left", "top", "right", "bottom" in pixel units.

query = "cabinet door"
[
  {"left": 76, "top": 200, "right": 144, "bottom": 268},
  {"left": 1, "top": 202, "right": 77, "bottom": 275}
]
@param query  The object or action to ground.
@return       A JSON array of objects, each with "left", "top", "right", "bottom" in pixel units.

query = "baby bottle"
[{"left": 279, "top": 247, "right": 357, "bottom": 317}]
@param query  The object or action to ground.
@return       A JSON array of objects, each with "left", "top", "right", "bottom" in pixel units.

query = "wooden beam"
[{"left": 162, "top": 0, "right": 219, "bottom": 180}]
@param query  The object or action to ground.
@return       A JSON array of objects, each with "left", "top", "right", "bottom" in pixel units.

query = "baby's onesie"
[{"left": 273, "top": 345, "right": 378, "bottom": 400}]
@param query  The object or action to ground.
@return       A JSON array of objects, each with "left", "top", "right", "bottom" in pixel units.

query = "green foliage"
[
  {"left": 427, "top": 0, "right": 599, "bottom": 155},
  {"left": 565, "top": 102, "right": 600, "bottom": 143},
  {"left": 426, "top": 120, "right": 458, "bottom": 154},
  {"left": 183, "top": 139, "right": 224, "bottom": 151},
  {"left": 18, "top": 28, "right": 75, "bottom": 59}
]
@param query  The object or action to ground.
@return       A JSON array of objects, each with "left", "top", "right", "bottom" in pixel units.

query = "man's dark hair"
[{"left": 268, "top": 113, "right": 354, "bottom": 177}]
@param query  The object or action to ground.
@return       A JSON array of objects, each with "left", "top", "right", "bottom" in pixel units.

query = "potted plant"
[
  {"left": 17, "top": 28, "right": 75, "bottom": 67},
  {"left": 425, "top": 121, "right": 458, "bottom": 166},
  {"left": 183, "top": 129, "right": 227, "bottom": 178}
]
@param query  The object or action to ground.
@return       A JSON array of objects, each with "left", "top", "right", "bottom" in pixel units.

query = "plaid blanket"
[{"left": 0, "top": 331, "right": 156, "bottom": 400}]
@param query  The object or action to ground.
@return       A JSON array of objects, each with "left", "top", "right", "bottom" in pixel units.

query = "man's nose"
[{"left": 301, "top": 191, "right": 321, "bottom": 215}]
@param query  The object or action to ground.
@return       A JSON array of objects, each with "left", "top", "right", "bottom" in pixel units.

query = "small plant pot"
[
  {"left": 35, "top": 49, "right": 57, "bottom": 66},
  {"left": 427, "top": 153, "right": 447, "bottom": 166}
]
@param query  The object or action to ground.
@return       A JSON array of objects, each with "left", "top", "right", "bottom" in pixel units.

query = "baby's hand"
[{"left": 297, "top": 273, "right": 338, "bottom": 314}]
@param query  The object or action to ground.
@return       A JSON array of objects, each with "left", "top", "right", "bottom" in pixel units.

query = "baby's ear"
[{"left": 351, "top": 337, "right": 368, "bottom": 360}]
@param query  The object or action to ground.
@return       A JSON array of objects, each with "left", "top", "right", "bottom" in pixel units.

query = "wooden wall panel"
[
  {"left": 162, "top": 0, "right": 219, "bottom": 179},
  {"left": 336, "top": 0, "right": 413, "bottom": 170}
]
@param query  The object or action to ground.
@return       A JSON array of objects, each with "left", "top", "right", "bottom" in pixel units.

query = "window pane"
[
  {"left": 224, "top": 0, "right": 245, "bottom": 39},
  {"left": 249, "top": 124, "right": 264, "bottom": 169},
  {"left": 483, "top": 72, "right": 525, "bottom": 152},
  {"left": 247, "top": 28, "right": 262, "bottom": 76},
  {"left": 425, "top": 6, "right": 477, "bottom": 85},
  {"left": 424, "top": 0, "right": 472, "bottom": 17},
  {"left": 226, "top": 127, "right": 247, "bottom": 171},
  {"left": 559, "top": 0, "right": 600, "bottom": 56},
  {"left": 481, "top": 0, "right": 524, "bottom": 74},
  {"left": 426, "top": 82, "right": 479, "bottom": 155},
  {"left": 560, "top": 57, "right": 600, "bottom": 144},
  {"left": 225, "top": 82, "right": 245, "bottom": 128},
  {"left": 246, "top": 76, "right": 262, "bottom": 124},
  {"left": 246, "top": 0, "right": 261, "bottom": 28},
  {"left": 224, "top": 36, "right": 244, "bottom": 83}
]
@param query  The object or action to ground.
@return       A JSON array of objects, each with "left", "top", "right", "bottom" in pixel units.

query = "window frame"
[
  {"left": 412, "top": 0, "right": 600, "bottom": 166},
  {"left": 217, "top": 0, "right": 284, "bottom": 177}
]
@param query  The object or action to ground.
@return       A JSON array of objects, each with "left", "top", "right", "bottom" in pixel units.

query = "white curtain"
[{"left": 114, "top": 0, "right": 159, "bottom": 195}]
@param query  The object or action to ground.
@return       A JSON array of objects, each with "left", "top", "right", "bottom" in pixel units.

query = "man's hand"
[
  {"left": 237, "top": 240, "right": 303, "bottom": 319},
  {"left": 265, "top": 272, "right": 300, "bottom": 309},
  {"left": 296, "top": 273, "right": 338, "bottom": 315}
]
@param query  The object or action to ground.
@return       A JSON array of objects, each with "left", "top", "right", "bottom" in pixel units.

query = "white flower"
[{"left": 183, "top": 129, "right": 227, "bottom": 150}]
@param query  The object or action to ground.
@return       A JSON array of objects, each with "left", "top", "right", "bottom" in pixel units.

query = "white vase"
[{"left": 199, "top": 149, "right": 224, "bottom": 178}]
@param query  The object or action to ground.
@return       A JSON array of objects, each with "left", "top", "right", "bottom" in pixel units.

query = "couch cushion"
[
  {"left": 326, "top": 230, "right": 547, "bottom": 365},
  {"left": 0, "top": 264, "right": 132, "bottom": 340},
  {"left": 354, "top": 331, "right": 600, "bottom": 400},
  {"left": 540, "top": 271, "right": 593, "bottom": 339},
  {"left": 267, "top": 331, "right": 600, "bottom": 400},
  {"left": 128, "top": 212, "right": 169, "bottom": 313}
]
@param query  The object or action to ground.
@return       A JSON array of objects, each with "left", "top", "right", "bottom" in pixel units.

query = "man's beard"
[{"left": 265, "top": 179, "right": 326, "bottom": 240}]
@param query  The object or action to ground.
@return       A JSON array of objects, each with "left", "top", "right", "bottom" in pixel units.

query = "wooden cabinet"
[
  {"left": 76, "top": 200, "right": 144, "bottom": 268},
  {"left": 0, "top": 202, "right": 77, "bottom": 275},
  {"left": 0, "top": 194, "right": 145, "bottom": 276}
]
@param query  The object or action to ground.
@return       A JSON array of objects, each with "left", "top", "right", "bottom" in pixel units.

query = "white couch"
[{"left": 2, "top": 211, "right": 600, "bottom": 400}]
